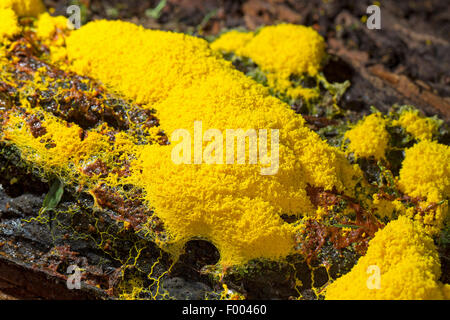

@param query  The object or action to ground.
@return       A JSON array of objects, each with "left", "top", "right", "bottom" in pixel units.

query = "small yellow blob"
[
  {"left": 398, "top": 140, "right": 449, "bottom": 203},
  {"left": 393, "top": 109, "right": 439, "bottom": 141},
  {"left": 35, "top": 12, "right": 68, "bottom": 40},
  {"left": 344, "top": 113, "right": 389, "bottom": 160},
  {"left": 211, "top": 24, "right": 326, "bottom": 100},
  {"left": 0, "top": 8, "right": 20, "bottom": 42},
  {"left": 398, "top": 140, "right": 449, "bottom": 234},
  {"left": 372, "top": 194, "right": 406, "bottom": 219},
  {"left": 237, "top": 24, "right": 325, "bottom": 77}
]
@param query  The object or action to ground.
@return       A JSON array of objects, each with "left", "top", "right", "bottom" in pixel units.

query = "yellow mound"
[
  {"left": 0, "top": 8, "right": 20, "bottom": 42},
  {"left": 211, "top": 24, "right": 326, "bottom": 99},
  {"left": 35, "top": 12, "right": 68, "bottom": 39},
  {"left": 398, "top": 140, "right": 449, "bottom": 234},
  {"left": 399, "top": 140, "right": 449, "bottom": 203},
  {"left": 44, "top": 20, "right": 360, "bottom": 265},
  {"left": 325, "top": 216, "right": 448, "bottom": 299},
  {"left": 213, "top": 24, "right": 325, "bottom": 77},
  {"left": 393, "top": 109, "right": 439, "bottom": 141},
  {"left": 344, "top": 113, "right": 389, "bottom": 160}
]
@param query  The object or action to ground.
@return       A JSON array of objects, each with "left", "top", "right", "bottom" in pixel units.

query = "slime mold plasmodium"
[
  {"left": 398, "top": 140, "right": 449, "bottom": 234},
  {"left": 343, "top": 111, "right": 448, "bottom": 234},
  {"left": 0, "top": 0, "right": 48, "bottom": 43},
  {"left": 62, "top": 20, "right": 366, "bottom": 265},
  {"left": 210, "top": 30, "right": 255, "bottom": 53},
  {"left": 344, "top": 113, "right": 390, "bottom": 160},
  {"left": 211, "top": 24, "right": 326, "bottom": 101},
  {"left": 325, "top": 216, "right": 449, "bottom": 299},
  {"left": 392, "top": 108, "right": 440, "bottom": 141},
  {"left": 0, "top": 0, "right": 448, "bottom": 299},
  {"left": 0, "top": 8, "right": 20, "bottom": 42},
  {"left": 1, "top": 11, "right": 364, "bottom": 266},
  {"left": 211, "top": 24, "right": 325, "bottom": 77}
]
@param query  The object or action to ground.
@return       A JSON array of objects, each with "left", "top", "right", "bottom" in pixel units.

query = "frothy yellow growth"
[
  {"left": 325, "top": 216, "right": 447, "bottom": 299},
  {"left": 0, "top": 8, "right": 20, "bottom": 42},
  {"left": 393, "top": 109, "right": 439, "bottom": 141},
  {"left": 66, "top": 21, "right": 230, "bottom": 105},
  {"left": 131, "top": 146, "right": 299, "bottom": 264},
  {"left": 0, "top": 0, "right": 45, "bottom": 17},
  {"left": 398, "top": 140, "right": 449, "bottom": 234},
  {"left": 344, "top": 113, "right": 389, "bottom": 160},
  {"left": 61, "top": 20, "right": 362, "bottom": 265},
  {"left": 237, "top": 24, "right": 325, "bottom": 77},
  {"left": 399, "top": 140, "right": 449, "bottom": 202},
  {"left": 35, "top": 12, "right": 70, "bottom": 62},
  {"left": 210, "top": 30, "right": 254, "bottom": 53},
  {"left": 211, "top": 24, "right": 325, "bottom": 99},
  {"left": 2, "top": 9, "right": 448, "bottom": 297},
  {"left": 372, "top": 194, "right": 406, "bottom": 219},
  {"left": 35, "top": 12, "right": 68, "bottom": 39}
]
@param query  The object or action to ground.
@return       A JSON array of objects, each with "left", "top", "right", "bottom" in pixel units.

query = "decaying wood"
[
  {"left": 0, "top": 255, "right": 106, "bottom": 300},
  {"left": 328, "top": 38, "right": 450, "bottom": 122}
]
